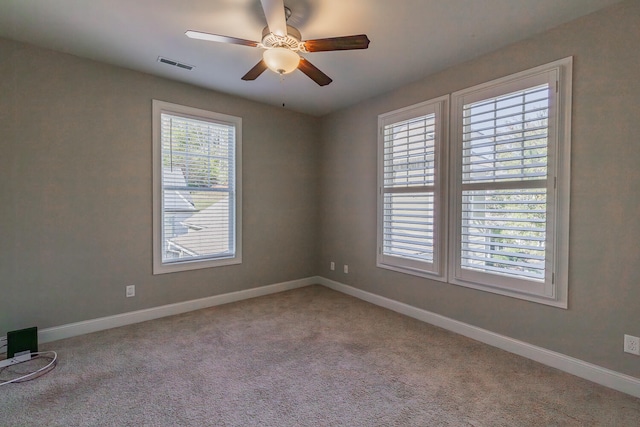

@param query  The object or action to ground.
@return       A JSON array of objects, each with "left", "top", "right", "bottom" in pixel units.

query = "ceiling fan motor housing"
[{"left": 261, "top": 25, "right": 306, "bottom": 52}]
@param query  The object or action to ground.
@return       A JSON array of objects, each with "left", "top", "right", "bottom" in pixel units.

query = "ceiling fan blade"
[
  {"left": 303, "top": 34, "right": 370, "bottom": 52},
  {"left": 241, "top": 60, "right": 268, "bottom": 81},
  {"left": 260, "top": 0, "right": 287, "bottom": 37},
  {"left": 185, "top": 30, "right": 259, "bottom": 47},
  {"left": 298, "top": 58, "right": 333, "bottom": 86}
]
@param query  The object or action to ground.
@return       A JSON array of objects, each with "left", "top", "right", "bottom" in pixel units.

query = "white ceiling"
[{"left": 0, "top": 0, "right": 622, "bottom": 116}]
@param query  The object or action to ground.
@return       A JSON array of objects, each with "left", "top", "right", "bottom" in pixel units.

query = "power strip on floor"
[{"left": 0, "top": 351, "right": 32, "bottom": 368}]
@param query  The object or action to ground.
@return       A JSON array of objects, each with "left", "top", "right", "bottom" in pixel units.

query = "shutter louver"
[{"left": 384, "top": 192, "right": 435, "bottom": 262}]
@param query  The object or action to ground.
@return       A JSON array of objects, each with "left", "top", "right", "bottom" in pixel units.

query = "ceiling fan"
[{"left": 185, "top": 0, "right": 370, "bottom": 86}]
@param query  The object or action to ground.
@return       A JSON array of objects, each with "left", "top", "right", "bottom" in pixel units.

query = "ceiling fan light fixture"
[
  {"left": 263, "top": 47, "right": 300, "bottom": 75},
  {"left": 186, "top": 1, "right": 370, "bottom": 86}
]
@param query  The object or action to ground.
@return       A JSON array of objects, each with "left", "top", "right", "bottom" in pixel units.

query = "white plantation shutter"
[
  {"left": 153, "top": 101, "right": 242, "bottom": 274},
  {"left": 378, "top": 97, "right": 447, "bottom": 278},
  {"left": 461, "top": 83, "right": 550, "bottom": 283},
  {"left": 376, "top": 58, "right": 571, "bottom": 307},
  {"left": 450, "top": 58, "right": 572, "bottom": 305}
]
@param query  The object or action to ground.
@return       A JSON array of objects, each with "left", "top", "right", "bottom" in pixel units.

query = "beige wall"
[
  {"left": 1, "top": 38, "right": 320, "bottom": 331},
  {"left": 319, "top": 0, "right": 640, "bottom": 378},
  {"left": 2, "top": 0, "right": 639, "bottom": 381}
]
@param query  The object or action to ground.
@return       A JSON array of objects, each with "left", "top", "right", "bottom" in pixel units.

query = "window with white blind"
[
  {"left": 450, "top": 58, "right": 571, "bottom": 306},
  {"left": 376, "top": 58, "right": 571, "bottom": 306},
  {"left": 377, "top": 96, "right": 448, "bottom": 278},
  {"left": 152, "top": 100, "right": 242, "bottom": 274}
]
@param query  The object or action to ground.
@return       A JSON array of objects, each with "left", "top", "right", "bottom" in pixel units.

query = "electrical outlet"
[
  {"left": 126, "top": 285, "right": 135, "bottom": 298},
  {"left": 624, "top": 335, "right": 640, "bottom": 355},
  {"left": 344, "top": 265, "right": 349, "bottom": 274},
  {"left": 330, "top": 261, "right": 335, "bottom": 271}
]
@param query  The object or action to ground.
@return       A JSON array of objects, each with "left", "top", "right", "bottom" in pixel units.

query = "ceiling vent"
[{"left": 157, "top": 56, "right": 194, "bottom": 71}]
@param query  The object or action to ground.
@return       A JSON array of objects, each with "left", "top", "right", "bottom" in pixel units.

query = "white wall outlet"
[
  {"left": 330, "top": 261, "right": 335, "bottom": 271},
  {"left": 343, "top": 265, "right": 349, "bottom": 274},
  {"left": 126, "top": 285, "right": 135, "bottom": 298},
  {"left": 624, "top": 334, "right": 640, "bottom": 355}
]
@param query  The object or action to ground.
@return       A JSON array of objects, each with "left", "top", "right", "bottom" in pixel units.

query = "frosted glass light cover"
[{"left": 263, "top": 47, "right": 300, "bottom": 74}]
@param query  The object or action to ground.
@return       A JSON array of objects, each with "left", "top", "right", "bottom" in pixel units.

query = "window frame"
[
  {"left": 375, "top": 57, "right": 572, "bottom": 308},
  {"left": 449, "top": 57, "right": 572, "bottom": 307},
  {"left": 152, "top": 100, "right": 242, "bottom": 274},
  {"left": 376, "top": 95, "right": 449, "bottom": 280}
]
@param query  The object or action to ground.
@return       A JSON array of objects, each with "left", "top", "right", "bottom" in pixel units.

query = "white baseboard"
[
  {"left": 318, "top": 277, "right": 640, "bottom": 399},
  {"left": 19, "top": 275, "right": 640, "bottom": 399},
  {"left": 37, "top": 277, "right": 316, "bottom": 344}
]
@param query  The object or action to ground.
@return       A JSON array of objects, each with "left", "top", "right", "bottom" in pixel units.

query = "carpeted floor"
[{"left": 2, "top": 285, "right": 640, "bottom": 426}]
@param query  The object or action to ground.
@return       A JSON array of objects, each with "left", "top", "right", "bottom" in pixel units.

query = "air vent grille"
[{"left": 157, "top": 57, "right": 194, "bottom": 71}]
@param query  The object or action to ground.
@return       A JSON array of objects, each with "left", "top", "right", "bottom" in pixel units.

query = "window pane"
[
  {"left": 161, "top": 115, "right": 234, "bottom": 189},
  {"left": 160, "top": 113, "right": 235, "bottom": 264},
  {"left": 461, "top": 188, "right": 547, "bottom": 281},
  {"left": 384, "top": 114, "right": 436, "bottom": 188},
  {"left": 163, "top": 190, "right": 233, "bottom": 260},
  {"left": 383, "top": 192, "right": 435, "bottom": 262},
  {"left": 462, "top": 84, "right": 549, "bottom": 184},
  {"left": 378, "top": 97, "right": 447, "bottom": 279}
]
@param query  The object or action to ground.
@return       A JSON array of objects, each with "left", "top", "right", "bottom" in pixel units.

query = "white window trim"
[
  {"left": 449, "top": 57, "right": 572, "bottom": 308},
  {"left": 377, "top": 95, "right": 449, "bottom": 280},
  {"left": 152, "top": 100, "right": 242, "bottom": 274}
]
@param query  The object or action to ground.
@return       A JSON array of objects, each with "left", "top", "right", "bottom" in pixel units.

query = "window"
[
  {"left": 376, "top": 58, "right": 571, "bottom": 307},
  {"left": 450, "top": 58, "right": 571, "bottom": 306},
  {"left": 377, "top": 96, "right": 448, "bottom": 278},
  {"left": 152, "top": 100, "right": 242, "bottom": 274}
]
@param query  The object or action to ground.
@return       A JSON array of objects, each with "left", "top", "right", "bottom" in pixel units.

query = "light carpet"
[{"left": 2, "top": 285, "right": 640, "bottom": 426}]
